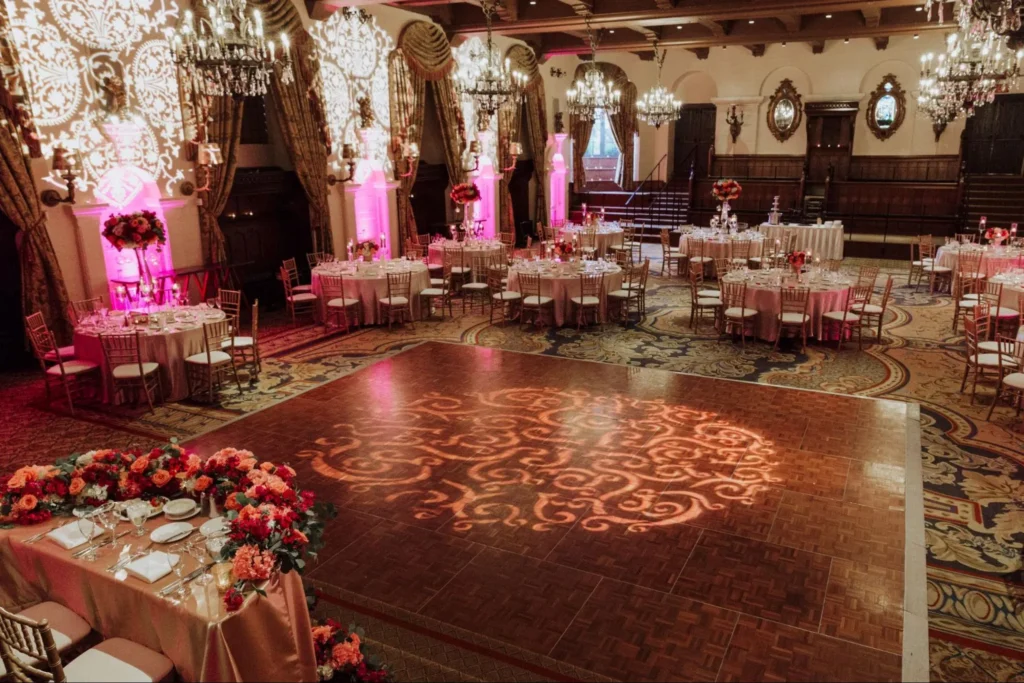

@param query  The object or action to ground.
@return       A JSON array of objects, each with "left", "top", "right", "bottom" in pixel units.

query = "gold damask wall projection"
[
  {"left": 298, "top": 387, "right": 778, "bottom": 533},
  {"left": 309, "top": 8, "right": 393, "bottom": 172},
  {"left": 5, "top": 0, "right": 186, "bottom": 197}
]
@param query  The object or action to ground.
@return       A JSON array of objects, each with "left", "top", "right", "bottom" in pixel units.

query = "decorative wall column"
[
  {"left": 547, "top": 133, "right": 569, "bottom": 227},
  {"left": 331, "top": 128, "right": 399, "bottom": 259},
  {"left": 471, "top": 128, "right": 499, "bottom": 240}
]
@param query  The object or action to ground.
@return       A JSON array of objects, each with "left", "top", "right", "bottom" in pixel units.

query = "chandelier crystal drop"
[
  {"left": 924, "top": 0, "right": 1023, "bottom": 37},
  {"left": 168, "top": 0, "right": 293, "bottom": 98},
  {"left": 566, "top": 16, "right": 621, "bottom": 121},
  {"left": 455, "top": 0, "right": 526, "bottom": 121},
  {"left": 637, "top": 43, "right": 681, "bottom": 129}
]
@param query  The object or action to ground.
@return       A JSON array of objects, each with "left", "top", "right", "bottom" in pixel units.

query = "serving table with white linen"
[
  {"left": 721, "top": 268, "right": 854, "bottom": 342},
  {"left": 934, "top": 243, "right": 1024, "bottom": 277},
  {"left": 0, "top": 515, "right": 316, "bottom": 682},
  {"left": 73, "top": 306, "right": 226, "bottom": 403},
  {"left": 506, "top": 260, "right": 623, "bottom": 326},
  {"left": 674, "top": 229, "right": 765, "bottom": 261},
  {"left": 311, "top": 259, "right": 430, "bottom": 325},
  {"left": 759, "top": 222, "right": 845, "bottom": 260},
  {"left": 558, "top": 223, "right": 624, "bottom": 257},
  {"left": 427, "top": 239, "right": 504, "bottom": 266}
]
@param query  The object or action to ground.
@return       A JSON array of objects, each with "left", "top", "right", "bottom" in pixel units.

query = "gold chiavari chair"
[
  {"left": 67, "top": 297, "right": 103, "bottom": 327},
  {"left": 851, "top": 275, "right": 893, "bottom": 344},
  {"left": 570, "top": 272, "right": 605, "bottom": 330},
  {"left": 987, "top": 336, "right": 1024, "bottom": 420},
  {"left": 306, "top": 252, "right": 334, "bottom": 270},
  {"left": 26, "top": 312, "right": 76, "bottom": 362},
  {"left": 919, "top": 238, "right": 951, "bottom": 293},
  {"left": 280, "top": 267, "right": 318, "bottom": 326},
  {"left": 320, "top": 274, "right": 361, "bottom": 334},
  {"left": 488, "top": 263, "right": 520, "bottom": 325},
  {"left": 688, "top": 262, "right": 722, "bottom": 330},
  {"left": 720, "top": 281, "right": 758, "bottom": 347},
  {"left": 379, "top": 271, "right": 413, "bottom": 329},
  {"left": 660, "top": 228, "right": 684, "bottom": 276},
  {"left": 955, "top": 232, "right": 978, "bottom": 243},
  {"left": 961, "top": 313, "right": 1019, "bottom": 405},
  {"left": 462, "top": 253, "right": 492, "bottom": 313},
  {"left": 186, "top": 319, "right": 242, "bottom": 403},
  {"left": 518, "top": 271, "right": 554, "bottom": 327},
  {"left": 224, "top": 300, "right": 262, "bottom": 381},
  {"left": 729, "top": 239, "right": 752, "bottom": 267},
  {"left": 686, "top": 237, "right": 712, "bottom": 277},
  {"left": 100, "top": 330, "right": 162, "bottom": 412},
  {"left": 217, "top": 288, "right": 242, "bottom": 332},
  {"left": 281, "top": 257, "right": 312, "bottom": 293},
  {"left": 774, "top": 286, "right": 811, "bottom": 353},
  {"left": 823, "top": 284, "right": 871, "bottom": 351},
  {"left": 421, "top": 256, "right": 454, "bottom": 320},
  {"left": 27, "top": 325, "right": 98, "bottom": 415},
  {"left": 607, "top": 263, "right": 640, "bottom": 325}
]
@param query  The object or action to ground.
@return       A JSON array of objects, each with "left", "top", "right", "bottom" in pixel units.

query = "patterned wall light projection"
[
  {"left": 5, "top": 0, "right": 185, "bottom": 197},
  {"left": 309, "top": 8, "right": 392, "bottom": 169}
]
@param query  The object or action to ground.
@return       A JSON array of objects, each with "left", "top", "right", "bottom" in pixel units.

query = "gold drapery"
[
  {"left": 497, "top": 98, "right": 522, "bottom": 237},
  {"left": 270, "top": 30, "right": 331, "bottom": 253},
  {"left": 570, "top": 114, "right": 594, "bottom": 190},
  {"left": 0, "top": 7, "right": 71, "bottom": 339},
  {"left": 199, "top": 95, "right": 243, "bottom": 265},
  {"left": 570, "top": 62, "right": 638, "bottom": 191},
  {"left": 431, "top": 74, "right": 466, "bottom": 189},
  {"left": 397, "top": 21, "right": 455, "bottom": 81},
  {"left": 388, "top": 49, "right": 426, "bottom": 245},
  {"left": 506, "top": 44, "right": 548, "bottom": 226}
]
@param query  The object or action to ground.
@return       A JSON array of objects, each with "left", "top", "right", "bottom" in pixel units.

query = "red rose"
[{"left": 223, "top": 588, "right": 245, "bottom": 612}]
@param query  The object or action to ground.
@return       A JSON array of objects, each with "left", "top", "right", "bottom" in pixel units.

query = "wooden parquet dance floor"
[{"left": 187, "top": 342, "right": 917, "bottom": 682}]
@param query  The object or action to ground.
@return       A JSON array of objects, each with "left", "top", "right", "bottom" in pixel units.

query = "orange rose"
[
  {"left": 259, "top": 462, "right": 275, "bottom": 473},
  {"left": 185, "top": 454, "right": 202, "bottom": 476},
  {"left": 225, "top": 492, "right": 242, "bottom": 511},
  {"left": 130, "top": 456, "right": 150, "bottom": 474},
  {"left": 69, "top": 477, "right": 85, "bottom": 496},
  {"left": 6, "top": 472, "right": 27, "bottom": 490},
  {"left": 268, "top": 478, "right": 291, "bottom": 496},
  {"left": 238, "top": 504, "right": 261, "bottom": 522},
  {"left": 151, "top": 469, "right": 171, "bottom": 487},
  {"left": 16, "top": 494, "right": 38, "bottom": 511},
  {"left": 237, "top": 459, "right": 257, "bottom": 472},
  {"left": 194, "top": 475, "right": 213, "bottom": 493}
]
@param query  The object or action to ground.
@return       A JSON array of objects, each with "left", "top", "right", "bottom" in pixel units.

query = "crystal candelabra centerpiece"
[{"left": 168, "top": 0, "right": 293, "bottom": 98}]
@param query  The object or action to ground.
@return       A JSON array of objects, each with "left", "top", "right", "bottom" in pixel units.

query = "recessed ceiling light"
[
  {"left": 825, "top": 14, "right": 832, "bottom": 18},
  {"left": 915, "top": 5, "right": 923, "bottom": 10},
  {"left": 676, "top": 24, "right": 682, "bottom": 29},
  {"left": 748, "top": 20, "right": 755, "bottom": 24},
  {"left": 609, "top": 29, "right": 615, "bottom": 33}
]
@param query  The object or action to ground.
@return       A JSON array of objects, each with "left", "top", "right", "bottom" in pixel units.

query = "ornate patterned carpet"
[{"left": 2, "top": 252, "right": 1023, "bottom": 681}]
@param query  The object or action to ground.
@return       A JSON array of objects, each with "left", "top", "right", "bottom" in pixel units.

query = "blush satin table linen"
[
  {"left": 759, "top": 223, "right": 845, "bottom": 260},
  {"left": 0, "top": 516, "right": 316, "bottom": 682},
  {"left": 506, "top": 263, "right": 623, "bottom": 326},
  {"left": 311, "top": 261, "right": 431, "bottom": 325}
]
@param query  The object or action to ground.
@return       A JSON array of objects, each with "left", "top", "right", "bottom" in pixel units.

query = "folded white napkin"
[
  {"left": 125, "top": 551, "right": 180, "bottom": 584},
  {"left": 47, "top": 521, "right": 102, "bottom": 550}
]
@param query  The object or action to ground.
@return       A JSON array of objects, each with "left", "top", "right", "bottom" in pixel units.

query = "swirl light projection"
[
  {"left": 298, "top": 387, "right": 779, "bottom": 534},
  {"left": 309, "top": 8, "right": 392, "bottom": 171},
  {"left": 6, "top": 0, "right": 185, "bottom": 196}
]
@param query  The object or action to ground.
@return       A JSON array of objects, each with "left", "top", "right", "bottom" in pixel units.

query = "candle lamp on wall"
[
  {"left": 463, "top": 139, "right": 481, "bottom": 175},
  {"left": 726, "top": 106, "right": 745, "bottom": 144},
  {"left": 502, "top": 141, "right": 523, "bottom": 173},
  {"left": 40, "top": 145, "right": 78, "bottom": 207},
  {"left": 194, "top": 142, "right": 222, "bottom": 193},
  {"left": 328, "top": 143, "right": 358, "bottom": 185},
  {"left": 396, "top": 137, "right": 419, "bottom": 179}
]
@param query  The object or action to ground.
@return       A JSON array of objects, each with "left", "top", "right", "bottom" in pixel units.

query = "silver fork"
[{"left": 24, "top": 521, "right": 62, "bottom": 544}]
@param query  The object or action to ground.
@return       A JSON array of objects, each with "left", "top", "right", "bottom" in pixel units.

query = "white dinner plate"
[
  {"left": 199, "top": 517, "right": 229, "bottom": 537},
  {"left": 118, "top": 497, "right": 166, "bottom": 521},
  {"left": 149, "top": 522, "right": 195, "bottom": 544},
  {"left": 163, "top": 499, "right": 197, "bottom": 517}
]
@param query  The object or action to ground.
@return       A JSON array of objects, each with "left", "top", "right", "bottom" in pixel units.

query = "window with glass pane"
[{"left": 584, "top": 110, "right": 620, "bottom": 158}]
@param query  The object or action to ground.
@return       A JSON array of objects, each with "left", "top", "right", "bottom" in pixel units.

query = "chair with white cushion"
[
  {"left": 919, "top": 239, "right": 951, "bottom": 293},
  {"left": 518, "top": 272, "right": 553, "bottom": 328},
  {"left": 185, "top": 319, "right": 242, "bottom": 403},
  {"left": 951, "top": 251, "right": 986, "bottom": 331},
  {"left": 0, "top": 602, "right": 92, "bottom": 680},
  {"left": 659, "top": 228, "right": 684, "bottom": 277},
  {"left": 774, "top": 286, "right": 811, "bottom": 353},
  {"left": 488, "top": 263, "right": 520, "bottom": 326},
  {"left": 216, "top": 289, "right": 242, "bottom": 333},
  {"left": 961, "top": 314, "right": 1019, "bottom": 405},
  {"left": 281, "top": 258, "right": 312, "bottom": 293},
  {"left": 570, "top": 272, "right": 605, "bottom": 330},
  {"left": 908, "top": 239, "right": 932, "bottom": 287},
  {"left": 421, "top": 255, "right": 454, "bottom": 320},
  {"left": 729, "top": 239, "right": 752, "bottom": 268},
  {"left": 685, "top": 237, "right": 712, "bottom": 278},
  {"left": 280, "top": 267, "right": 318, "bottom": 327},
  {"left": 319, "top": 275, "right": 361, "bottom": 334},
  {"left": 607, "top": 263, "right": 640, "bottom": 325},
  {"left": 823, "top": 284, "right": 871, "bottom": 351},
  {"left": 851, "top": 276, "right": 893, "bottom": 344},
  {"left": 67, "top": 298, "right": 103, "bottom": 327},
  {"left": 688, "top": 262, "right": 722, "bottom": 331},
  {"left": 720, "top": 281, "right": 758, "bottom": 347},
  {"left": 27, "top": 326, "right": 98, "bottom": 416},
  {"left": 987, "top": 337, "right": 1024, "bottom": 421},
  {"left": 224, "top": 300, "right": 262, "bottom": 381},
  {"left": 580, "top": 226, "right": 599, "bottom": 260},
  {"left": 100, "top": 331, "right": 161, "bottom": 412},
  {"left": 462, "top": 254, "right": 492, "bottom": 314},
  {"left": 379, "top": 271, "right": 413, "bottom": 329},
  {"left": 26, "top": 312, "right": 75, "bottom": 363},
  {"left": 444, "top": 245, "right": 470, "bottom": 294}
]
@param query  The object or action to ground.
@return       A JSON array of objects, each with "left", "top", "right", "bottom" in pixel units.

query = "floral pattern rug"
[{"left": 3, "top": 253, "right": 1024, "bottom": 681}]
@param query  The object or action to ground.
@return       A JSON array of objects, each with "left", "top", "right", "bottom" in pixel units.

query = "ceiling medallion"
[
  {"left": 637, "top": 41, "right": 681, "bottom": 129},
  {"left": 766, "top": 79, "right": 803, "bottom": 143},
  {"left": 566, "top": 14, "right": 621, "bottom": 121}
]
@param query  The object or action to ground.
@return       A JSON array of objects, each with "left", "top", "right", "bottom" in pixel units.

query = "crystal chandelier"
[
  {"left": 168, "top": 0, "right": 293, "bottom": 98},
  {"left": 919, "top": 30, "right": 1022, "bottom": 122},
  {"left": 455, "top": 0, "right": 526, "bottom": 121},
  {"left": 566, "top": 16, "right": 621, "bottom": 121},
  {"left": 637, "top": 42, "right": 681, "bottom": 128},
  {"left": 925, "top": 0, "right": 1023, "bottom": 37}
]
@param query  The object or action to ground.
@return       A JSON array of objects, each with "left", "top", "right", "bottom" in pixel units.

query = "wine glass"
[
  {"left": 127, "top": 502, "right": 149, "bottom": 537},
  {"left": 164, "top": 542, "right": 188, "bottom": 602},
  {"left": 76, "top": 512, "right": 98, "bottom": 562},
  {"left": 94, "top": 504, "right": 118, "bottom": 554},
  {"left": 187, "top": 540, "right": 213, "bottom": 586}
]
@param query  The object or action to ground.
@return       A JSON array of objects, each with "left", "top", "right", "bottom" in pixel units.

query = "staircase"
[{"left": 964, "top": 174, "right": 1024, "bottom": 229}]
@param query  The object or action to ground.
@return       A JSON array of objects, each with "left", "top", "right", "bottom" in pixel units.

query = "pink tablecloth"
[
  {"left": 0, "top": 517, "right": 316, "bottom": 682},
  {"left": 427, "top": 240, "right": 504, "bottom": 266},
  {"left": 935, "top": 246, "right": 1024, "bottom": 277},
  {"left": 737, "top": 283, "right": 851, "bottom": 341},
  {"left": 311, "top": 262, "right": 430, "bottom": 325},
  {"left": 507, "top": 266, "right": 623, "bottom": 326},
  {"left": 558, "top": 227, "right": 624, "bottom": 257},
  {"left": 678, "top": 238, "right": 764, "bottom": 261}
]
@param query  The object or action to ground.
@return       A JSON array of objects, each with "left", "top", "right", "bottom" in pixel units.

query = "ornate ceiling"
[{"left": 306, "top": 0, "right": 948, "bottom": 59}]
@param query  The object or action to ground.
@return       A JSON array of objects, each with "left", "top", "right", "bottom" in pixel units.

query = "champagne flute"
[
  {"left": 164, "top": 542, "right": 188, "bottom": 602},
  {"left": 76, "top": 512, "right": 98, "bottom": 562},
  {"left": 187, "top": 540, "right": 212, "bottom": 586}
]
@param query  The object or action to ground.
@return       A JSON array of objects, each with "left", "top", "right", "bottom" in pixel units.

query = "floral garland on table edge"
[
  {"left": 449, "top": 182, "right": 480, "bottom": 205},
  {"left": 0, "top": 443, "right": 337, "bottom": 614},
  {"left": 101, "top": 210, "right": 167, "bottom": 252},
  {"left": 711, "top": 178, "right": 742, "bottom": 203}
]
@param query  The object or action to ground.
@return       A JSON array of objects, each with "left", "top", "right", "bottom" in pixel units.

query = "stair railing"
[{"left": 624, "top": 154, "right": 668, "bottom": 226}]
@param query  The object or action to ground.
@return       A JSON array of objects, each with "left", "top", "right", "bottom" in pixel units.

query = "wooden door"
[
  {"left": 965, "top": 94, "right": 1024, "bottom": 174},
  {"left": 673, "top": 105, "right": 716, "bottom": 179}
]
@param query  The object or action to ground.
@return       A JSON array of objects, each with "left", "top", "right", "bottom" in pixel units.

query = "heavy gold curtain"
[
  {"left": 199, "top": 96, "right": 243, "bottom": 265},
  {"left": 270, "top": 31, "right": 332, "bottom": 253},
  {"left": 0, "top": 7, "right": 71, "bottom": 340},
  {"left": 506, "top": 44, "right": 548, "bottom": 228},
  {"left": 388, "top": 49, "right": 426, "bottom": 244},
  {"left": 430, "top": 75, "right": 466, "bottom": 191},
  {"left": 570, "top": 115, "right": 594, "bottom": 190},
  {"left": 496, "top": 99, "right": 521, "bottom": 237},
  {"left": 570, "top": 62, "right": 638, "bottom": 191}
]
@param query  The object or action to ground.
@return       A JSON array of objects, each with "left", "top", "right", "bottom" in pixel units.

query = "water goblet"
[
  {"left": 127, "top": 501, "right": 149, "bottom": 537},
  {"left": 165, "top": 542, "right": 189, "bottom": 602},
  {"left": 76, "top": 512, "right": 98, "bottom": 562},
  {"left": 187, "top": 541, "right": 213, "bottom": 586}
]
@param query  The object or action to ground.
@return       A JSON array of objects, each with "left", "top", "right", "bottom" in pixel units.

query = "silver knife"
[
  {"left": 72, "top": 531, "right": 130, "bottom": 558},
  {"left": 159, "top": 564, "right": 213, "bottom": 596}
]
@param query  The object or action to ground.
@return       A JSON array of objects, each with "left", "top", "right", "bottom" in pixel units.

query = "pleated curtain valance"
[{"left": 397, "top": 21, "right": 455, "bottom": 81}]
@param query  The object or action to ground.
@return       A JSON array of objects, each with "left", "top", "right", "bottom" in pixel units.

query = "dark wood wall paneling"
[{"left": 710, "top": 155, "right": 804, "bottom": 180}]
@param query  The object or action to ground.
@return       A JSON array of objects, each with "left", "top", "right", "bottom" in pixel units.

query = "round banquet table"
[
  {"left": 427, "top": 239, "right": 504, "bottom": 266},
  {"left": 934, "top": 244, "right": 1024, "bottom": 277},
  {"left": 311, "top": 260, "right": 430, "bottom": 325},
  {"left": 676, "top": 231, "right": 765, "bottom": 261},
  {"left": 558, "top": 224, "right": 624, "bottom": 257},
  {"left": 759, "top": 222, "right": 845, "bottom": 260},
  {"left": 73, "top": 306, "right": 226, "bottom": 402},
  {"left": 989, "top": 272, "right": 1024, "bottom": 309},
  {"left": 506, "top": 261, "right": 623, "bottom": 326},
  {"left": 722, "top": 269, "right": 854, "bottom": 342}
]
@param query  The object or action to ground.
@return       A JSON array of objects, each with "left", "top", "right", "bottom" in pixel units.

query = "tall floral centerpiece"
[
  {"left": 355, "top": 241, "right": 379, "bottom": 262},
  {"left": 985, "top": 227, "right": 1009, "bottom": 247},
  {"left": 450, "top": 182, "right": 481, "bottom": 240},
  {"left": 787, "top": 251, "right": 807, "bottom": 280},
  {"left": 711, "top": 179, "right": 742, "bottom": 229},
  {"left": 101, "top": 210, "right": 167, "bottom": 296}
]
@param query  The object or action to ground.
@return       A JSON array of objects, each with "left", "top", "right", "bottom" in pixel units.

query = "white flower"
[
  {"left": 76, "top": 452, "right": 96, "bottom": 467},
  {"left": 316, "top": 665, "right": 335, "bottom": 681},
  {"left": 82, "top": 484, "right": 108, "bottom": 501}
]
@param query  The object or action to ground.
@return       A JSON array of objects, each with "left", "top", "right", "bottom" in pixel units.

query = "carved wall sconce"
[
  {"left": 328, "top": 143, "right": 358, "bottom": 186},
  {"left": 40, "top": 146, "right": 77, "bottom": 207},
  {"left": 502, "top": 141, "right": 523, "bottom": 172},
  {"left": 193, "top": 142, "right": 222, "bottom": 193},
  {"left": 726, "top": 105, "right": 745, "bottom": 144},
  {"left": 550, "top": 67, "right": 566, "bottom": 78},
  {"left": 463, "top": 139, "right": 482, "bottom": 175},
  {"left": 932, "top": 121, "right": 947, "bottom": 143}
]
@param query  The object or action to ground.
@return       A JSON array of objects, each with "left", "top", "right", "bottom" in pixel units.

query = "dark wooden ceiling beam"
[
  {"left": 874, "top": 35, "right": 890, "bottom": 49},
  {"left": 860, "top": 7, "right": 882, "bottom": 27},
  {"left": 811, "top": 40, "right": 826, "bottom": 53},
  {"left": 777, "top": 14, "right": 802, "bottom": 32}
]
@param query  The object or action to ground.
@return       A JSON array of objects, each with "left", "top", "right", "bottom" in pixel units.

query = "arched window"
[{"left": 583, "top": 110, "right": 621, "bottom": 186}]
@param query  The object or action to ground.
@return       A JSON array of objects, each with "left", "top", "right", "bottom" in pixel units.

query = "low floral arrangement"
[
  {"left": 356, "top": 241, "right": 379, "bottom": 255},
  {"left": 553, "top": 240, "right": 575, "bottom": 259},
  {"left": 711, "top": 178, "right": 742, "bottom": 203},
  {"left": 312, "top": 619, "right": 392, "bottom": 683},
  {"left": 450, "top": 182, "right": 481, "bottom": 205},
  {"left": 0, "top": 443, "right": 336, "bottom": 613},
  {"left": 985, "top": 227, "right": 1009, "bottom": 244},
  {"left": 101, "top": 210, "right": 167, "bottom": 252},
  {"left": 787, "top": 251, "right": 807, "bottom": 270}
]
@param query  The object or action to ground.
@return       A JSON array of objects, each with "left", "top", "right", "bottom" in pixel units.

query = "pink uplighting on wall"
[
  {"left": 473, "top": 130, "right": 497, "bottom": 240},
  {"left": 97, "top": 165, "right": 174, "bottom": 308},
  {"left": 353, "top": 167, "right": 392, "bottom": 260},
  {"left": 549, "top": 133, "right": 568, "bottom": 227}
]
